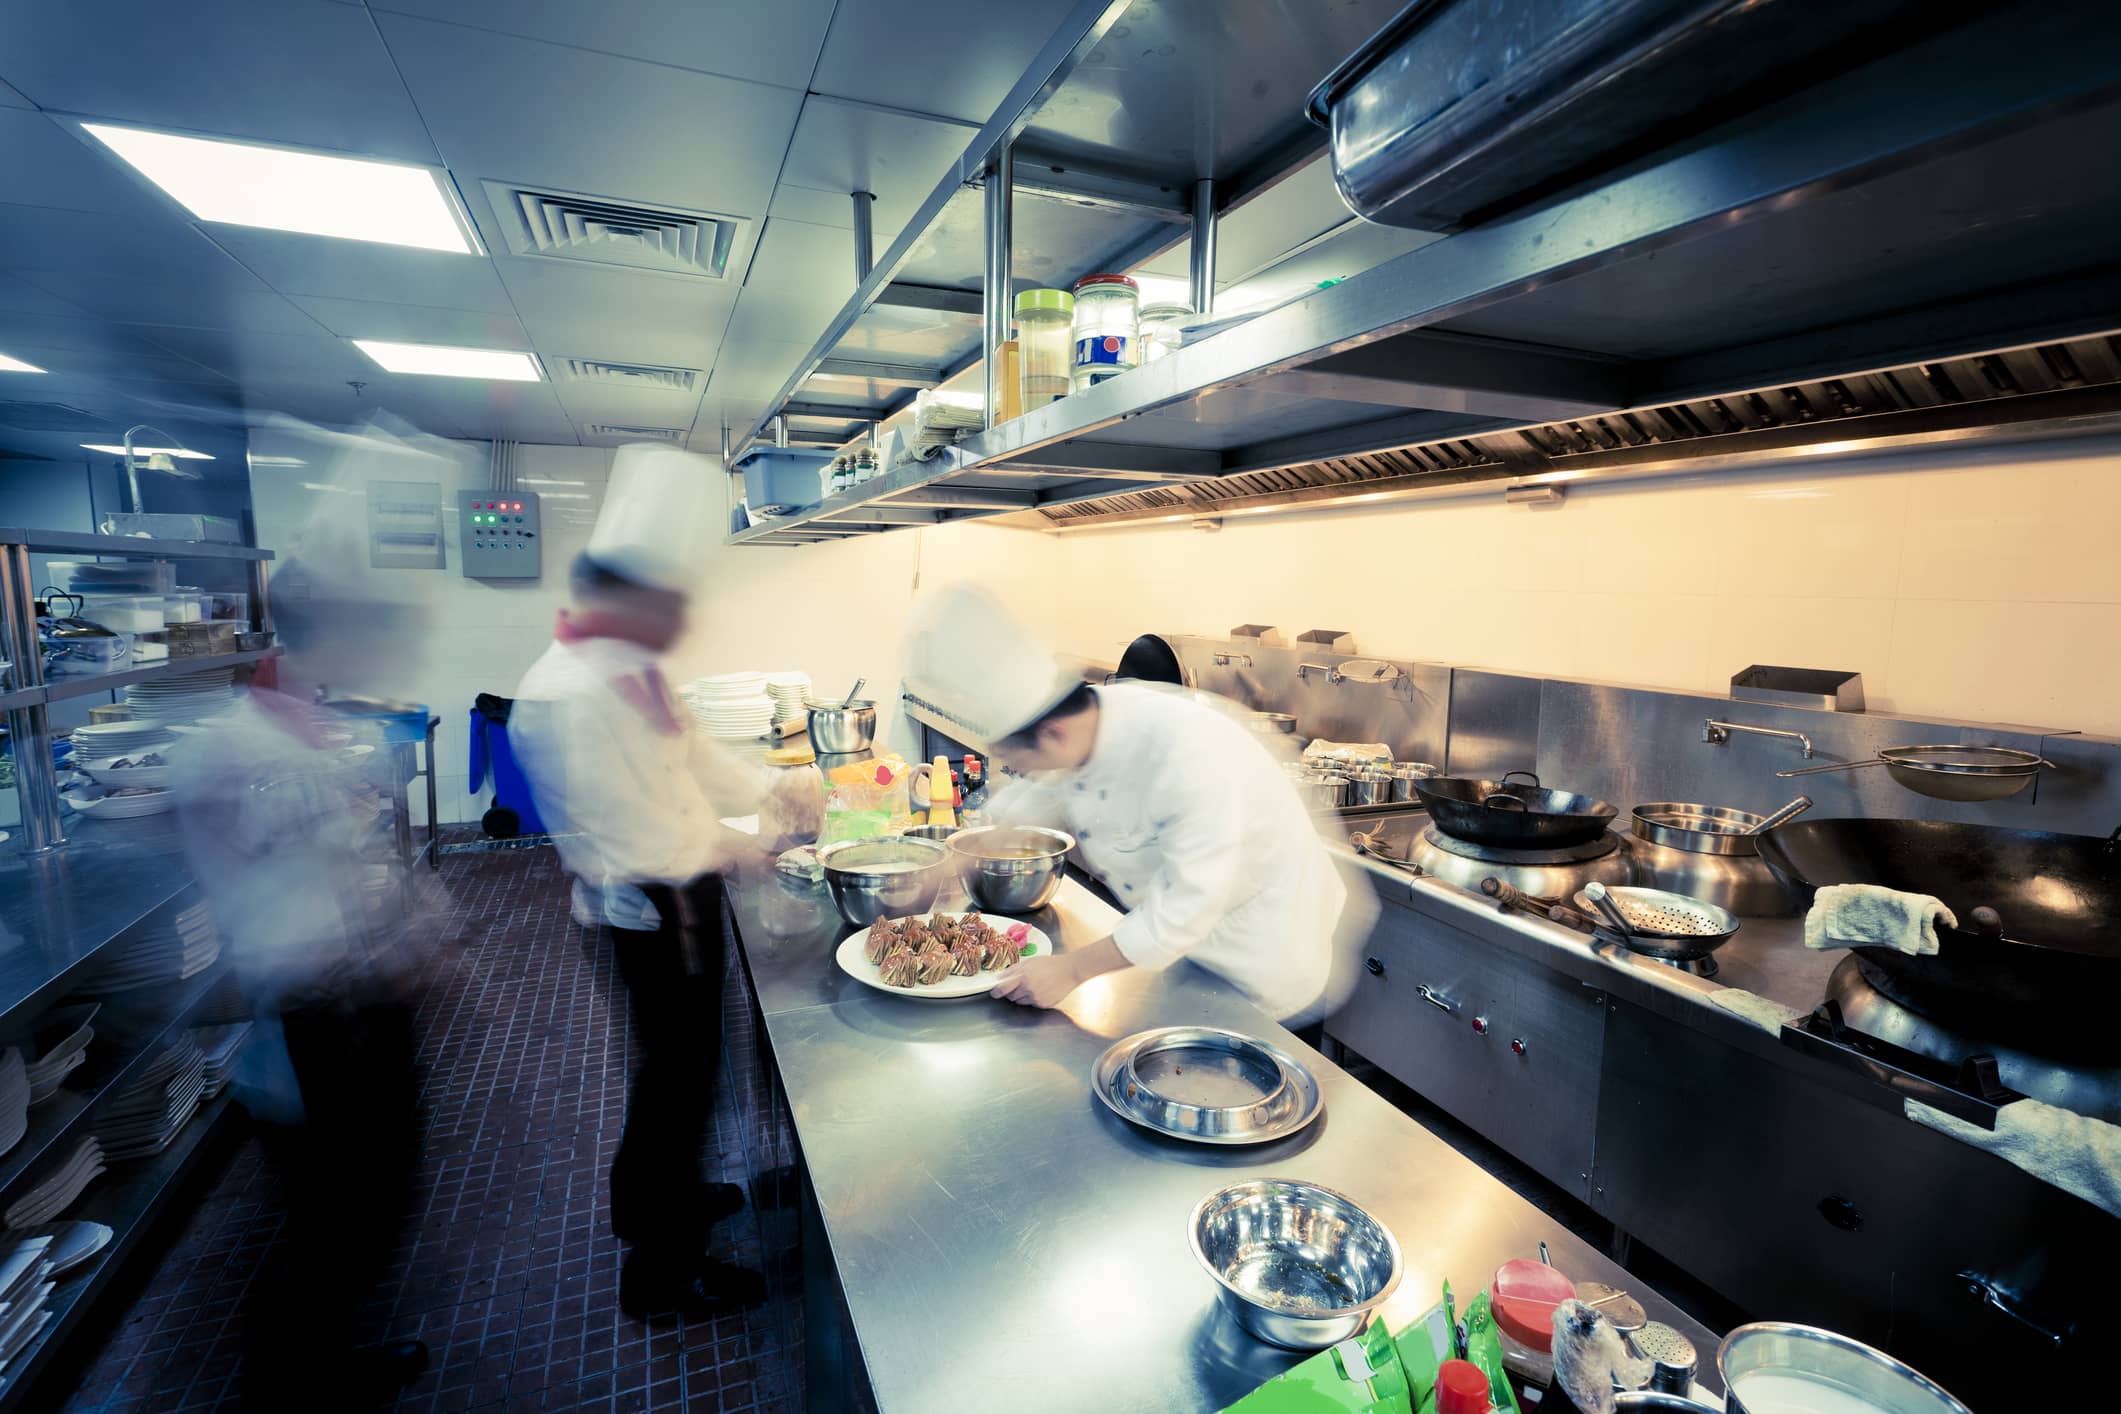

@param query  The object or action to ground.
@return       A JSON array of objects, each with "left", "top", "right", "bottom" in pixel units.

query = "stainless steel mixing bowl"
[
  {"left": 806, "top": 701, "right": 877, "bottom": 755},
  {"left": 1719, "top": 1322, "right": 1973, "bottom": 1414},
  {"left": 1189, "top": 1178, "right": 1403, "bottom": 1349},
  {"left": 947, "top": 826, "right": 1074, "bottom": 912},
  {"left": 817, "top": 836, "right": 949, "bottom": 926}
]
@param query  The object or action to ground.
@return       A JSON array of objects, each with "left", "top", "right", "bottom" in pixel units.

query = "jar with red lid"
[
  {"left": 1490, "top": 1257, "right": 1577, "bottom": 1386},
  {"left": 1069, "top": 273, "right": 1139, "bottom": 393}
]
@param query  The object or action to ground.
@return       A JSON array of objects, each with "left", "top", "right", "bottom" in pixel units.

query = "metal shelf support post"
[
  {"left": 1190, "top": 178, "right": 1217, "bottom": 316},
  {"left": 851, "top": 190, "right": 876, "bottom": 282},
  {"left": 984, "top": 145, "right": 1015, "bottom": 429},
  {"left": 2, "top": 544, "right": 62, "bottom": 852}
]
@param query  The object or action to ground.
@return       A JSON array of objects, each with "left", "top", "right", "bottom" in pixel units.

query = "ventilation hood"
[{"left": 1030, "top": 331, "right": 2121, "bottom": 529}]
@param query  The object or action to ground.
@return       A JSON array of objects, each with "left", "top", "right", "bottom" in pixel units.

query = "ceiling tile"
[
  {"left": 372, "top": 13, "right": 803, "bottom": 219},
  {"left": 767, "top": 185, "right": 862, "bottom": 231},
  {"left": 734, "top": 218, "right": 857, "bottom": 333},
  {"left": 811, "top": 0, "right": 1083, "bottom": 125},
  {"left": 775, "top": 98, "right": 974, "bottom": 248},
  {"left": 546, "top": 380, "right": 704, "bottom": 431},
  {"left": 0, "top": 110, "right": 171, "bottom": 218},
  {"left": 208, "top": 227, "right": 518, "bottom": 312},
  {"left": 289, "top": 296, "right": 531, "bottom": 349},
  {"left": 369, "top": 0, "right": 836, "bottom": 91},
  {"left": 0, "top": 274, "right": 93, "bottom": 320},
  {"left": 0, "top": 339, "right": 232, "bottom": 386},
  {"left": 0, "top": 75, "right": 32, "bottom": 108},
  {"left": 138, "top": 328, "right": 374, "bottom": 385},
  {"left": 18, "top": 272, "right": 325, "bottom": 336},
  {"left": 519, "top": 317, "right": 728, "bottom": 376},
  {"left": 496, "top": 258, "right": 737, "bottom": 362},
  {"left": 0, "top": 313, "right": 188, "bottom": 357},
  {"left": 0, "top": 0, "right": 438, "bottom": 163}
]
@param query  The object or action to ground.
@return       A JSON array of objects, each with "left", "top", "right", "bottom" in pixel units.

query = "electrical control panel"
[{"left": 459, "top": 491, "right": 541, "bottom": 578}]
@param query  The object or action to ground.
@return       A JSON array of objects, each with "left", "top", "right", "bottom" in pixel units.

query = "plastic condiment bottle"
[
  {"left": 1436, "top": 1358, "right": 1493, "bottom": 1414},
  {"left": 926, "top": 755, "right": 956, "bottom": 827}
]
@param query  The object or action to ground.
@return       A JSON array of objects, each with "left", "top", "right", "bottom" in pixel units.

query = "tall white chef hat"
[
  {"left": 902, "top": 584, "right": 1080, "bottom": 744},
  {"left": 584, "top": 442, "right": 715, "bottom": 594}
]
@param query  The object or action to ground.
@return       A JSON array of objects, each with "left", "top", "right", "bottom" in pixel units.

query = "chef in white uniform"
[
  {"left": 512, "top": 444, "right": 799, "bottom": 1323},
  {"left": 903, "top": 586, "right": 1353, "bottom": 1027}
]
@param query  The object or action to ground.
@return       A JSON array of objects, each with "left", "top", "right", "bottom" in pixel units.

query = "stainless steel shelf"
[
  {"left": 0, "top": 529, "right": 272, "bottom": 562},
  {"left": 731, "top": 2, "right": 2121, "bottom": 545},
  {"left": 0, "top": 687, "right": 41, "bottom": 713},
  {"left": 0, "top": 817, "right": 201, "bottom": 1021},
  {"left": 38, "top": 648, "right": 280, "bottom": 705}
]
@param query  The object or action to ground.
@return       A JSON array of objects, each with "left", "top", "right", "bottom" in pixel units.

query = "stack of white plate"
[
  {"left": 681, "top": 673, "right": 774, "bottom": 740},
  {"left": 123, "top": 666, "right": 237, "bottom": 723},
  {"left": 61, "top": 787, "right": 173, "bottom": 821},
  {"left": 0, "top": 1236, "right": 54, "bottom": 1372},
  {"left": 4, "top": 1138, "right": 104, "bottom": 1229},
  {"left": 68, "top": 720, "right": 176, "bottom": 759},
  {"left": 24, "top": 1005, "right": 98, "bottom": 1107},
  {"left": 92, "top": 903, "right": 219, "bottom": 993},
  {"left": 765, "top": 672, "right": 813, "bottom": 725},
  {"left": 94, "top": 1042, "right": 205, "bottom": 1161},
  {"left": 0, "top": 1053, "right": 26, "bottom": 1161},
  {"left": 190, "top": 1022, "right": 252, "bottom": 1101}
]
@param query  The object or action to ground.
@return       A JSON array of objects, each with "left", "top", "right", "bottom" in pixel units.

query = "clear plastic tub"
[
  {"left": 1069, "top": 274, "right": 1139, "bottom": 393},
  {"left": 1014, "top": 288, "right": 1074, "bottom": 410},
  {"left": 1139, "top": 302, "right": 1194, "bottom": 361},
  {"left": 49, "top": 560, "right": 176, "bottom": 595},
  {"left": 206, "top": 590, "right": 250, "bottom": 623},
  {"left": 83, "top": 595, "right": 167, "bottom": 633}
]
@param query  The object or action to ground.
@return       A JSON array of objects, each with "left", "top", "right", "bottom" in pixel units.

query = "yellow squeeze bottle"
[{"left": 926, "top": 756, "right": 957, "bottom": 827}]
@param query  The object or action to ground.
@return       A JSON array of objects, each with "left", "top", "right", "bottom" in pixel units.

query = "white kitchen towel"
[
  {"left": 1804, "top": 883, "right": 1956, "bottom": 955},
  {"left": 1907, "top": 1098, "right": 2121, "bottom": 1218},
  {"left": 1707, "top": 988, "right": 1806, "bottom": 1035}
]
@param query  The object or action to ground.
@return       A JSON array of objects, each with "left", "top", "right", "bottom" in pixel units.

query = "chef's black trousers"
[
  {"left": 243, "top": 995, "right": 423, "bottom": 1409},
  {"left": 608, "top": 873, "right": 726, "bottom": 1258}
]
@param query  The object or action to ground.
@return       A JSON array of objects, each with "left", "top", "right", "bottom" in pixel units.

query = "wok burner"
[
  {"left": 1409, "top": 826, "right": 1633, "bottom": 902},
  {"left": 1823, "top": 958, "right": 2121, "bottom": 1123}
]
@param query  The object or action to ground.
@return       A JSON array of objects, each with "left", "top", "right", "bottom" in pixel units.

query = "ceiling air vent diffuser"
[
  {"left": 580, "top": 424, "right": 686, "bottom": 445},
  {"left": 482, "top": 181, "right": 739, "bottom": 280},
  {"left": 557, "top": 359, "right": 700, "bottom": 393},
  {"left": 0, "top": 401, "right": 103, "bottom": 431}
]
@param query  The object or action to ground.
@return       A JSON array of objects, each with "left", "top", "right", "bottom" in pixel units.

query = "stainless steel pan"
[
  {"left": 1778, "top": 744, "right": 2052, "bottom": 801},
  {"left": 1414, "top": 770, "right": 1618, "bottom": 848}
]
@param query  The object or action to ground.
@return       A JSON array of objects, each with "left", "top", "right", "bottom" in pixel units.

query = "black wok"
[
  {"left": 1414, "top": 770, "right": 1619, "bottom": 848},
  {"left": 1116, "top": 633, "right": 1190, "bottom": 687},
  {"left": 1756, "top": 818, "right": 2121, "bottom": 1050}
]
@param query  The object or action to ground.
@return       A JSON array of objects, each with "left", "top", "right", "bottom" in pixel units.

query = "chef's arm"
[{"left": 1109, "top": 796, "right": 1249, "bottom": 973}]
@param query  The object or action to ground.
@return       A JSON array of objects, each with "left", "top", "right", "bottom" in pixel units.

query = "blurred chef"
[
  {"left": 903, "top": 586, "right": 1352, "bottom": 1029},
  {"left": 511, "top": 444, "right": 788, "bottom": 1323},
  {"left": 172, "top": 422, "right": 438, "bottom": 1409}
]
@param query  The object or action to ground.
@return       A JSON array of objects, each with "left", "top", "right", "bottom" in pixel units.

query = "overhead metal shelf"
[
  {"left": 38, "top": 647, "right": 282, "bottom": 705},
  {"left": 0, "top": 529, "right": 273, "bottom": 561},
  {"left": 730, "top": 1, "right": 2121, "bottom": 546}
]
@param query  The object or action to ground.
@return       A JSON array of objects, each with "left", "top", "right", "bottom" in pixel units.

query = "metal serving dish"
[
  {"left": 1189, "top": 1178, "right": 1403, "bottom": 1350},
  {"left": 1251, "top": 712, "right": 1300, "bottom": 735},
  {"left": 1720, "top": 1322, "right": 1973, "bottom": 1414},
  {"left": 1289, "top": 770, "right": 1350, "bottom": 811},
  {"left": 1092, "top": 1027, "right": 1324, "bottom": 1146},
  {"left": 817, "top": 836, "right": 949, "bottom": 926},
  {"left": 1344, "top": 767, "right": 1395, "bottom": 807},
  {"left": 806, "top": 700, "right": 877, "bottom": 755},
  {"left": 1118, "top": 1028, "right": 1291, "bottom": 1140},
  {"left": 947, "top": 825, "right": 1074, "bottom": 912},
  {"left": 1389, "top": 762, "right": 1439, "bottom": 803}
]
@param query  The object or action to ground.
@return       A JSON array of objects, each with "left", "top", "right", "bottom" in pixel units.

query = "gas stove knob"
[
  {"left": 1510, "top": 1037, "right": 1528, "bottom": 1057},
  {"left": 1471, "top": 1015, "right": 1489, "bottom": 1036}
]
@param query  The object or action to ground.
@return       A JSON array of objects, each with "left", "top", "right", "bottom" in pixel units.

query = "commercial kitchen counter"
[{"left": 723, "top": 864, "right": 1722, "bottom": 1414}]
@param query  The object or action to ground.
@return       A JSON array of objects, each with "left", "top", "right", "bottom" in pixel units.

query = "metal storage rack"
[{"left": 729, "top": 0, "right": 2121, "bottom": 545}]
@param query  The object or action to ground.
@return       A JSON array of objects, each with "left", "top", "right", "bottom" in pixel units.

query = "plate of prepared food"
[{"left": 835, "top": 910, "right": 1051, "bottom": 1000}]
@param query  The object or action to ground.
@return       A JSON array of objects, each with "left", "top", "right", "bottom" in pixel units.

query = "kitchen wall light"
[
  {"left": 0, "top": 352, "right": 45, "bottom": 373},
  {"left": 81, "top": 444, "right": 213, "bottom": 459},
  {"left": 83, "top": 123, "right": 478, "bottom": 254},
  {"left": 354, "top": 340, "right": 541, "bottom": 381}
]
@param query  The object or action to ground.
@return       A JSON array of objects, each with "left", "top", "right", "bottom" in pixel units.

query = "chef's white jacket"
[
  {"left": 511, "top": 636, "right": 769, "bottom": 911},
  {"left": 993, "top": 682, "right": 1345, "bottom": 1021}
]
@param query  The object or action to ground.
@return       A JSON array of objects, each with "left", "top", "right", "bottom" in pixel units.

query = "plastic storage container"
[
  {"left": 1139, "top": 302, "right": 1193, "bottom": 361},
  {"left": 83, "top": 595, "right": 167, "bottom": 633},
  {"left": 1490, "top": 1258, "right": 1575, "bottom": 1386},
  {"left": 206, "top": 590, "right": 250, "bottom": 623},
  {"left": 1014, "top": 288, "right": 1074, "bottom": 410},
  {"left": 48, "top": 560, "right": 177, "bottom": 596},
  {"left": 1069, "top": 274, "right": 1139, "bottom": 393}
]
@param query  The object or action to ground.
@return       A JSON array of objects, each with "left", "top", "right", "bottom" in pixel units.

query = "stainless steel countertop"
[
  {"left": 725, "top": 866, "right": 1723, "bottom": 1413},
  {"left": 0, "top": 815, "right": 200, "bottom": 1021}
]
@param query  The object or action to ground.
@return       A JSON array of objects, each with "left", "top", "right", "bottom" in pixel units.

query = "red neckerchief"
[{"left": 554, "top": 610, "right": 685, "bottom": 737}]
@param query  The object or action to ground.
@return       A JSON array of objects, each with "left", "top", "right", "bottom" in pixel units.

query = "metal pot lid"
[{"left": 1092, "top": 1027, "right": 1324, "bottom": 1146}]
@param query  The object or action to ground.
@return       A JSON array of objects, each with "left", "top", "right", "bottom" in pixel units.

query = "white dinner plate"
[{"left": 834, "top": 913, "right": 1052, "bottom": 1001}]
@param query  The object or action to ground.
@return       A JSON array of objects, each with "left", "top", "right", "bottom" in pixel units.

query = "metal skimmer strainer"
[{"left": 1578, "top": 882, "right": 1740, "bottom": 961}]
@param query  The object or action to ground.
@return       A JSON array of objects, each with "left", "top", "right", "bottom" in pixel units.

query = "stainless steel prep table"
[{"left": 723, "top": 866, "right": 1721, "bottom": 1413}]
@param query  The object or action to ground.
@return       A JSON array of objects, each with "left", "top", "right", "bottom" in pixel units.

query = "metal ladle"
[
  {"left": 840, "top": 677, "right": 867, "bottom": 708},
  {"left": 1583, "top": 881, "right": 1640, "bottom": 939},
  {"left": 1746, "top": 795, "right": 1814, "bottom": 835}
]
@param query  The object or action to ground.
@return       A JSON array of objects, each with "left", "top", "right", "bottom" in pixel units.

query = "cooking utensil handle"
[
  {"left": 1774, "top": 757, "right": 1887, "bottom": 779},
  {"left": 840, "top": 677, "right": 867, "bottom": 707},
  {"left": 1545, "top": 903, "right": 1597, "bottom": 932},
  {"left": 1480, "top": 793, "right": 1529, "bottom": 810},
  {"left": 1500, "top": 769, "right": 1541, "bottom": 789},
  {"left": 1480, "top": 876, "right": 1543, "bottom": 914},
  {"left": 1748, "top": 795, "right": 1814, "bottom": 834},
  {"left": 1583, "top": 882, "right": 1636, "bottom": 938},
  {"left": 1957, "top": 1272, "right": 2065, "bottom": 1349}
]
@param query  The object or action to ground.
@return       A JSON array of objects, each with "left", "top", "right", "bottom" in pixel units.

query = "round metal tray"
[{"left": 1092, "top": 1027, "right": 1324, "bottom": 1146}]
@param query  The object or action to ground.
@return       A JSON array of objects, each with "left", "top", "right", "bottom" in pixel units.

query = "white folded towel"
[
  {"left": 1707, "top": 988, "right": 1807, "bottom": 1035},
  {"left": 1908, "top": 1098, "right": 2121, "bottom": 1218},
  {"left": 1804, "top": 883, "right": 1957, "bottom": 955}
]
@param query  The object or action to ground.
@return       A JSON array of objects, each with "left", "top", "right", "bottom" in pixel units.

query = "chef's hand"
[{"left": 989, "top": 952, "right": 1086, "bottom": 1008}]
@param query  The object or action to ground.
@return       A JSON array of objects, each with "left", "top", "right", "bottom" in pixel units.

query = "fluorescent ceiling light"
[
  {"left": 0, "top": 352, "right": 46, "bottom": 373},
  {"left": 81, "top": 443, "right": 213, "bottom": 459},
  {"left": 83, "top": 122, "right": 477, "bottom": 254},
  {"left": 353, "top": 340, "right": 541, "bottom": 381}
]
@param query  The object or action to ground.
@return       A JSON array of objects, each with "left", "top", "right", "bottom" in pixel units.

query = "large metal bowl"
[
  {"left": 947, "top": 826, "right": 1074, "bottom": 912},
  {"left": 807, "top": 701, "right": 877, "bottom": 755},
  {"left": 1719, "top": 1322, "right": 1972, "bottom": 1414},
  {"left": 1189, "top": 1178, "right": 1403, "bottom": 1350},
  {"left": 817, "top": 836, "right": 949, "bottom": 926}
]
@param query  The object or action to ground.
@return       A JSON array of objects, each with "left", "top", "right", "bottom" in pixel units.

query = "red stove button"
[
  {"left": 1510, "top": 1037, "right": 1528, "bottom": 1057},
  {"left": 1471, "top": 1015, "right": 1489, "bottom": 1035}
]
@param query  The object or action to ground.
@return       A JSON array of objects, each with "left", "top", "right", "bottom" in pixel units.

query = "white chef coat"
[
  {"left": 511, "top": 634, "right": 770, "bottom": 906},
  {"left": 992, "top": 682, "right": 1345, "bottom": 1021}
]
